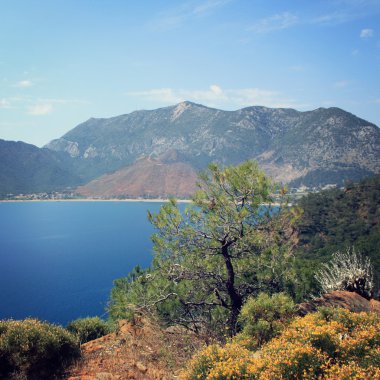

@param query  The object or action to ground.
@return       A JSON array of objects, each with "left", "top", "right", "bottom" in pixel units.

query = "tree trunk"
[{"left": 222, "top": 243, "right": 242, "bottom": 335}]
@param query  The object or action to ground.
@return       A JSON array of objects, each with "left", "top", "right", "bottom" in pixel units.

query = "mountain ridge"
[
  {"left": 0, "top": 102, "right": 379, "bottom": 196},
  {"left": 45, "top": 102, "right": 380, "bottom": 188},
  {"left": 0, "top": 139, "right": 80, "bottom": 195}
]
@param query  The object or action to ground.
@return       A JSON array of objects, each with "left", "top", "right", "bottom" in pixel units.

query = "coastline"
[
  {"left": 0, "top": 198, "right": 284, "bottom": 206},
  {"left": 0, "top": 198, "right": 192, "bottom": 203}
]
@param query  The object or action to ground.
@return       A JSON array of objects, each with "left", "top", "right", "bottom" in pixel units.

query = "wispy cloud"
[
  {"left": 333, "top": 80, "right": 350, "bottom": 88},
  {"left": 25, "top": 98, "right": 89, "bottom": 115},
  {"left": 0, "top": 95, "right": 88, "bottom": 116},
  {"left": 36, "top": 98, "right": 89, "bottom": 105},
  {"left": 312, "top": 11, "right": 355, "bottom": 25},
  {"left": 248, "top": 12, "right": 298, "bottom": 34},
  {"left": 0, "top": 99, "right": 11, "bottom": 108},
  {"left": 193, "top": 0, "right": 231, "bottom": 16},
  {"left": 128, "top": 88, "right": 183, "bottom": 104},
  {"left": 312, "top": 0, "right": 380, "bottom": 26},
  {"left": 14, "top": 80, "right": 33, "bottom": 88},
  {"left": 151, "top": 0, "right": 231, "bottom": 30},
  {"left": 360, "top": 28, "right": 374, "bottom": 38},
  {"left": 126, "top": 84, "right": 306, "bottom": 109},
  {"left": 27, "top": 103, "right": 53, "bottom": 116}
]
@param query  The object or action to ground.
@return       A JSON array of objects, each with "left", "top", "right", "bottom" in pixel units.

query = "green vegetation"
[
  {"left": 66, "top": 316, "right": 112, "bottom": 344},
  {"left": 109, "top": 166, "right": 380, "bottom": 338},
  {"left": 109, "top": 161, "right": 298, "bottom": 337},
  {"left": 236, "top": 292, "right": 296, "bottom": 349},
  {"left": 106, "top": 164, "right": 380, "bottom": 378},
  {"left": 293, "top": 174, "right": 380, "bottom": 301},
  {"left": 0, "top": 319, "right": 80, "bottom": 380},
  {"left": 106, "top": 165, "right": 380, "bottom": 378},
  {"left": 109, "top": 264, "right": 150, "bottom": 321}
]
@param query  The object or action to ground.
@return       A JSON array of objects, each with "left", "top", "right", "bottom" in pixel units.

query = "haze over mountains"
[
  {"left": 1, "top": 102, "right": 379, "bottom": 197},
  {"left": 0, "top": 140, "right": 80, "bottom": 195}
]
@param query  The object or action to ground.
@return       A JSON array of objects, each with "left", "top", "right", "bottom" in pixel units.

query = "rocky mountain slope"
[
  {"left": 76, "top": 152, "right": 198, "bottom": 198},
  {"left": 46, "top": 102, "right": 380, "bottom": 189},
  {"left": 1, "top": 102, "right": 379, "bottom": 196},
  {"left": 0, "top": 139, "right": 80, "bottom": 195}
]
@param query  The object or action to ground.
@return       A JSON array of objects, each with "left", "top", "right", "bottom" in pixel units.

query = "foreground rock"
[{"left": 298, "top": 290, "right": 380, "bottom": 316}]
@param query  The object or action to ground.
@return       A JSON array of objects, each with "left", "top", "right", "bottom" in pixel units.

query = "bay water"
[{"left": 0, "top": 201, "right": 166, "bottom": 325}]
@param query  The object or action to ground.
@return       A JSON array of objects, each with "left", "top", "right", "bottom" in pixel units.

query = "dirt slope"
[
  {"left": 66, "top": 317, "right": 205, "bottom": 380},
  {"left": 76, "top": 157, "right": 198, "bottom": 199}
]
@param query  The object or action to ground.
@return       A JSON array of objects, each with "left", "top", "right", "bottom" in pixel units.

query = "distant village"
[{"left": 1, "top": 184, "right": 341, "bottom": 202}]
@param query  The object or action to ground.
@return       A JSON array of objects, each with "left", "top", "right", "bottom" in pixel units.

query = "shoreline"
[
  {"left": 0, "top": 198, "right": 284, "bottom": 206},
  {"left": 0, "top": 198, "right": 192, "bottom": 203}
]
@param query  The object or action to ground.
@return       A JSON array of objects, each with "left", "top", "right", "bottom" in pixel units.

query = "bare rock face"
[{"left": 298, "top": 291, "right": 380, "bottom": 316}]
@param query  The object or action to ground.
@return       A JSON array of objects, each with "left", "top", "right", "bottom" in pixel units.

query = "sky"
[{"left": 1, "top": 0, "right": 380, "bottom": 147}]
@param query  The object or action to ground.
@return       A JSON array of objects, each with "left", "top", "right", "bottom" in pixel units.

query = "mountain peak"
[
  {"left": 171, "top": 101, "right": 193, "bottom": 121},
  {"left": 173, "top": 100, "right": 207, "bottom": 109},
  {"left": 178, "top": 100, "right": 200, "bottom": 106}
]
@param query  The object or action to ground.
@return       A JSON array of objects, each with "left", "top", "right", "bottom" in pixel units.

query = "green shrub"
[
  {"left": 66, "top": 317, "right": 112, "bottom": 344},
  {"left": 237, "top": 292, "right": 296, "bottom": 348},
  {"left": 0, "top": 318, "right": 80, "bottom": 380},
  {"left": 108, "top": 264, "right": 149, "bottom": 322}
]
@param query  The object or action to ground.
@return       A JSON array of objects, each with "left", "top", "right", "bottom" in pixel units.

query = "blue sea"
[{"left": 0, "top": 201, "right": 168, "bottom": 325}]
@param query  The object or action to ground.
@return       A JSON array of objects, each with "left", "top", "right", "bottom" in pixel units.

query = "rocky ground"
[
  {"left": 66, "top": 291, "right": 380, "bottom": 380},
  {"left": 66, "top": 317, "right": 205, "bottom": 380},
  {"left": 298, "top": 290, "right": 380, "bottom": 315}
]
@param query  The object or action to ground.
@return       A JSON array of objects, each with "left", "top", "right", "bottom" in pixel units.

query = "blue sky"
[{"left": 1, "top": 0, "right": 379, "bottom": 147}]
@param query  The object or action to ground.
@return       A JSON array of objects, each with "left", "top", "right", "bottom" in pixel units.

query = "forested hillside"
[{"left": 294, "top": 174, "right": 380, "bottom": 300}]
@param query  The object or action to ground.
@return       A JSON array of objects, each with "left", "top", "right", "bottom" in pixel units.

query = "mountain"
[
  {"left": 1, "top": 103, "right": 378, "bottom": 197},
  {"left": 46, "top": 102, "right": 380, "bottom": 189},
  {"left": 76, "top": 152, "right": 198, "bottom": 198},
  {"left": 0, "top": 139, "right": 80, "bottom": 195}
]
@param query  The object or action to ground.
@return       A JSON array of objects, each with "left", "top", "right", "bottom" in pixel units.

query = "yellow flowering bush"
[
  {"left": 0, "top": 318, "right": 80, "bottom": 379},
  {"left": 180, "top": 308, "right": 380, "bottom": 380},
  {"left": 324, "top": 362, "right": 380, "bottom": 379},
  {"left": 182, "top": 343, "right": 253, "bottom": 380}
]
